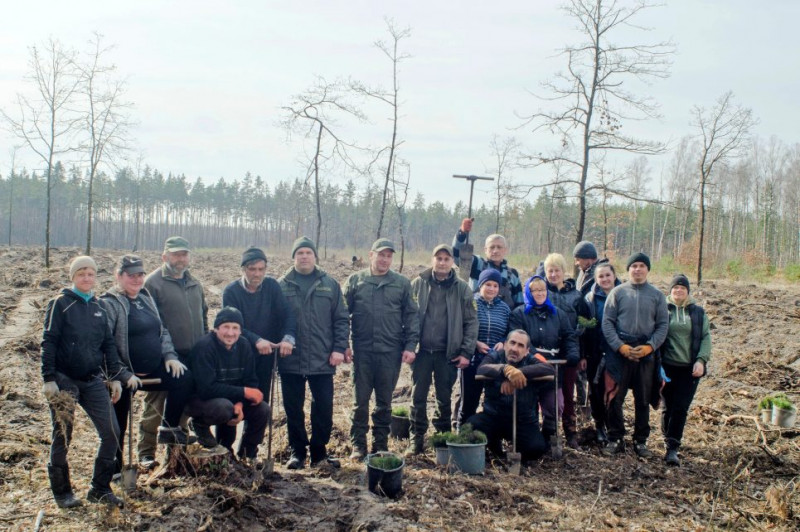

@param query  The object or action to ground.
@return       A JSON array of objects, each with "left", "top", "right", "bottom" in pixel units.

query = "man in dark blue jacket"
[
  {"left": 467, "top": 330, "right": 554, "bottom": 463},
  {"left": 186, "top": 307, "right": 269, "bottom": 459}
]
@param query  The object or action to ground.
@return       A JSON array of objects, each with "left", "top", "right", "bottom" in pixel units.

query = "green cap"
[
  {"left": 371, "top": 238, "right": 396, "bottom": 253},
  {"left": 432, "top": 244, "right": 453, "bottom": 257},
  {"left": 164, "top": 236, "right": 190, "bottom": 253}
]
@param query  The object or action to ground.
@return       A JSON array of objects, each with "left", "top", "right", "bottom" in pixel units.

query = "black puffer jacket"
[
  {"left": 477, "top": 349, "right": 554, "bottom": 423},
  {"left": 508, "top": 305, "right": 579, "bottom": 367},
  {"left": 41, "top": 289, "right": 132, "bottom": 383},
  {"left": 546, "top": 278, "right": 589, "bottom": 332}
]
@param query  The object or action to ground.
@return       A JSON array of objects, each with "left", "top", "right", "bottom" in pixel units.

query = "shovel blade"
[
  {"left": 550, "top": 435, "right": 563, "bottom": 460},
  {"left": 262, "top": 458, "right": 275, "bottom": 477},
  {"left": 121, "top": 466, "right": 137, "bottom": 492},
  {"left": 507, "top": 452, "right": 522, "bottom": 475},
  {"left": 457, "top": 244, "right": 474, "bottom": 282}
]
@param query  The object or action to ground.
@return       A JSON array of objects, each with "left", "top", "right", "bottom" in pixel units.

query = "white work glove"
[
  {"left": 109, "top": 380, "right": 123, "bottom": 403},
  {"left": 126, "top": 375, "right": 142, "bottom": 391},
  {"left": 42, "top": 381, "right": 59, "bottom": 401},
  {"left": 165, "top": 359, "right": 187, "bottom": 378}
]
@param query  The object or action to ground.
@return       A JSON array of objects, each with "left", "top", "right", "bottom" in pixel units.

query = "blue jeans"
[{"left": 49, "top": 372, "right": 120, "bottom": 469}]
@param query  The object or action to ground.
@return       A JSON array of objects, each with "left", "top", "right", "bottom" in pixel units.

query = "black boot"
[
  {"left": 190, "top": 420, "right": 217, "bottom": 448},
  {"left": 47, "top": 463, "right": 82, "bottom": 509},
  {"left": 87, "top": 458, "right": 124, "bottom": 508}
]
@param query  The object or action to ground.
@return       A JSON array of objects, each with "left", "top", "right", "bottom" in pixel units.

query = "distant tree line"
[{"left": 2, "top": 135, "right": 799, "bottom": 272}]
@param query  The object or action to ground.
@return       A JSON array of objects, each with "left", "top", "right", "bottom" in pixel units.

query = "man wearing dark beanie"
[
  {"left": 574, "top": 240, "right": 608, "bottom": 296},
  {"left": 601, "top": 252, "right": 668, "bottom": 458},
  {"left": 186, "top": 307, "right": 269, "bottom": 458},
  {"left": 221, "top": 246, "right": 296, "bottom": 451},
  {"left": 278, "top": 236, "right": 349, "bottom": 469}
]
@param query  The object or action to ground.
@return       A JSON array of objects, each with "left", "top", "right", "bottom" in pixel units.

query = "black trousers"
[
  {"left": 606, "top": 356, "right": 654, "bottom": 443},
  {"left": 281, "top": 373, "right": 334, "bottom": 461},
  {"left": 466, "top": 411, "right": 546, "bottom": 462},
  {"left": 186, "top": 397, "right": 269, "bottom": 457},
  {"left": 661, "top": 363, "right": 700, "bottom": 449},
  {"left": 452, "top": 365, "right": 485, "bottom": 430},
  {"left": 585, "top": 355, "right": 607, "bottom": 430}
]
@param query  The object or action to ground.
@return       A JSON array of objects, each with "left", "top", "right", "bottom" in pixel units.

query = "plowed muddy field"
[{"left": 0, "top": 246, "right": 797, "bottom": 531}]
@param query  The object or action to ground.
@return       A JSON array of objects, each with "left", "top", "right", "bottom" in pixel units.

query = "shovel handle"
[{"left": 139, "top": 378, "right": 162, "bottom": 386}]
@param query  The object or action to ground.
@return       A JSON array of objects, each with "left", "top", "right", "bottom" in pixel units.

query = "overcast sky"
[{"left": 1, "top": 1, "right": 798, "bottom": 207}]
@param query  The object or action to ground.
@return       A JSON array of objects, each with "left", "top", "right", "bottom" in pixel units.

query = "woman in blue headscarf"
[{"left": 509, "top": 275, "right": 579, "bottom": 448}]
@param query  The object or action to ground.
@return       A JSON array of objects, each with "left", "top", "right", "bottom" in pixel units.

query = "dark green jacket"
[
  {"left": 343, "top": 268, "right": 419, "bottom": 354},
  {"left": 278, "top": 266, "right": 350, "bottom": 375},
  {"left": 410, "top": 268, "right": 478, "bottom": 358},
  {"left": 144, "top": 265, "right": 208, "bottom": 356}
]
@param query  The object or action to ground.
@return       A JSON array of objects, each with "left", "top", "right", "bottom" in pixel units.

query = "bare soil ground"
[{"left": 0, "top": 246, "right": 797, "bottom": 531}]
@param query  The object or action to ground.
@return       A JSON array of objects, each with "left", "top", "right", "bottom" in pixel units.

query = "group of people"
[{"left": 40, "top": 220, "right": 711, "bottom": 510}]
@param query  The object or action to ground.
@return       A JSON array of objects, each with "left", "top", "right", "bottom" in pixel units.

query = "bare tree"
[
  {"left": 351, "top": 18, "right": 411, "bottom": 238},
  {"left": 487, "top": 135, "right": 522, "bottom": 233},
  {"left": 79, "top": 33, "right": 133, "bottom": 255},
  {"left": 282, "top": 77, "right": 365, "bottom": 246},
  {"left": 691, "top": 91, "right": 756, "bottom": 284},
  {"left": 519, "top": 0, "right": 673, "bottom": 245},
  {"left": 2, "top": 38, "right": 83, "bottom": 267}
]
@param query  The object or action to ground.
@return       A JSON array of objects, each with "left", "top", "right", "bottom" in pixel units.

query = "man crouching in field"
[{"left": 185, "top": 307, "right": 269, "bottom": 459}]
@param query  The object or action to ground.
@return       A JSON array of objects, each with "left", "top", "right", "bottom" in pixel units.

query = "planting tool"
[
  {"left": 263, "top": 348, "right": 279, "bottom": 475},
  {"left": 122, "top": 378, "right": 161, "bottom": 492},
  {"left": 508, "top": 388, "right": 522, "bottom": 475},
  {"left": 452, "top": 174, "right": 494, "bottom": 281},
  {"left": 121, "top": 389, "right": 137, "bottom": 491},
  {"left": 545, "top": 358, "right": 567, "bottom": 459}
]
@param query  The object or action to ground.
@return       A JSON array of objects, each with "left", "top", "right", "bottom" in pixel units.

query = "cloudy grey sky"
[{"left": 1, "top": 1, "right": 798, "bottom": 207}]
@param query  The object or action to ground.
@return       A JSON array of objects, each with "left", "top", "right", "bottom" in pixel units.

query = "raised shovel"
[
  {"left": 122, "top": 378, "right": 161, "bottom": 492},
  {"left": 508, "top": 388, "right": 522, "bottom": 475}
]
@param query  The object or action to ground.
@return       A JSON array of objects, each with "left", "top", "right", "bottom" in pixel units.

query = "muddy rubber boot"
[
  {"left": 87, "top": 458, "right": 124, "bottom": 509},
  {"left": 47, "top": 463, "right": 82, "bottom": 509}
]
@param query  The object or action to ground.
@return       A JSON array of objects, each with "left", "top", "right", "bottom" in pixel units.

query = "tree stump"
[{"left": 149, "top": 444, "right": 232, "bottom": 481}]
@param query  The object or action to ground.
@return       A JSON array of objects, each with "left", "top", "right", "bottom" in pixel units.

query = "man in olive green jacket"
[
  {"left": 278, "top": 237, "right": 350, "bottom": 469},
  {"left": 407, "top": 244, "right": 478, "bottom": 455},
  {"left": 343, "top": 238, "right": 419, "bottom": 459},
  {"left": 139, "top": 236, "right": 208, "bottom": 467}
]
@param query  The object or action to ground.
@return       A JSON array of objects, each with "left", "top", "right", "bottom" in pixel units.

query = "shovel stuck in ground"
[
  {"left": 545, "top": 359, "right": 567, "bottom": 459},
  {"left": 122, "top": 378, "right": 162, "bottom": 492},
  {"left": 508, "top": 388, "right": 521, "bottom": 475},
  {"left": 262, "top": 348, "right": 279, "bottom": 476}
]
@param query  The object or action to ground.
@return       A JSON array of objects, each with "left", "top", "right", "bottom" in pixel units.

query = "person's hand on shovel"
[
  {"left": 228, "top": 402, "right": 244, "bottom": 426},
  {"left": 460, "top": 218, "right": 474, "bottom": 234},
  {"left": 278, "top": 340, "right": 294, "bottom": 357},
  {"left": 451, "top": 356, "right": 470, "bottom": 369},
  {"left": 503, "top": 365, "right": 527, "bottom": 389},
  {"left": 500, "top": 381, "right": 515, "bottom": 395}
]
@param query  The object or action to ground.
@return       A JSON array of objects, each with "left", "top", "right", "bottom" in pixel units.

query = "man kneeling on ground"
[
  {"left": 466, "top": 329, "right": 554, "bottom": 463},
  {"left": 186, "top": 307, "right": 269, "bottom": 459}
]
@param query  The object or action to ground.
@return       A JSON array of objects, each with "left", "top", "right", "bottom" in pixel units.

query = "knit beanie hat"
[
  {"left": 573, "top": 241, "right": 598, "bottom": 259},
  {"left": 670, "top": 274, "right": 690, "bottom": 293},
  {"left": 214, "top": 306, "right": 243, "bottom": 329},
  {"left": 626, "top": 252, "right": 651, "bottom": 271},
  {"left": 478, "top": 268, "right": 502, "bottom": 288},
  {"left": 291, "top": 236, "right": 318, "bottom": 258},
  {"left": 241, "top": 247, "right": 267, "bottom": 267},
  {"left": 69, "top": 256, "right": 97, "bottom": 279}
]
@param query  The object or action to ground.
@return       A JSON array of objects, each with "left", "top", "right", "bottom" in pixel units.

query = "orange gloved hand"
[
  {"left": 503, "top": 365, "right": 527, "bottom": 389},
  {"left": 460, "top": 218, "right": 473, "bottom": 233},
  {"left": 243, "top": 387, "right": 264, "bottom": 405},
  {"left": 228, "top": 402, "right": 244, "bottom": 426},
  {"left": 636, "top": 344, "right": 654, "bottom": 357},
  {"left": 619, "top": 344, "right": 633, "bottom": 357}
]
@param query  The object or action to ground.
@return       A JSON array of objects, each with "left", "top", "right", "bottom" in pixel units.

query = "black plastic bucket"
[
  {"left": 366, "top": 452, "right": 404, "bottom": 498},
  {"left": 390, "top": 415, "right": 410, "bottom": 439}
]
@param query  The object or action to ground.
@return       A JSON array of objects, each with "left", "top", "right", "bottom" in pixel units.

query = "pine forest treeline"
[{"left": 3, "top": 134, "right": 800, "bottom": 272}]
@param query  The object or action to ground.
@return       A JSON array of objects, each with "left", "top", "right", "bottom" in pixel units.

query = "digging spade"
[
  {"left": 452, "top": 174, "right": 494, "bottom": 282},
  {"left": 122, "top": 378, "right": 161, "bottom": 492},
  {"left": 263, "top": 348, "right": 279, "bottom": 476},
  {"left": 508, "top": 388, "right": 522, "bottom": 475},
  {"left": 545, "top": 359, "right": 567, "bottom": 459}
]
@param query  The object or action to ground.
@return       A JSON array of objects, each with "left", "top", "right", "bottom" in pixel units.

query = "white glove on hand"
[
  {"left": 109, "top": 380, "right": 123, "bottom": 403},
  {"left": 165, "top": 359, "right": 187, "bottom": 378},
  {"left": 126, "top": 375, "right": 142, "bottom": 390},
  {"left": 42, "top": 381, "right": 59, "bottom": 401}
]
